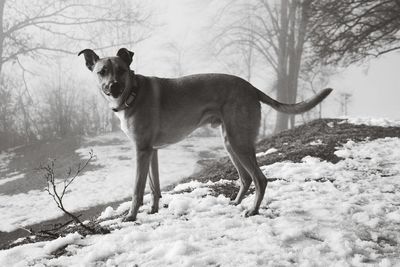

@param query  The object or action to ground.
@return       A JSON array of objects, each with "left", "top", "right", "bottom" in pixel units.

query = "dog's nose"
[
  {"left": 110, "top": 82, "right": 119, "bottom": 91},
  {"left": 109, "top": 82, "right": 122, "bottom": 98}
]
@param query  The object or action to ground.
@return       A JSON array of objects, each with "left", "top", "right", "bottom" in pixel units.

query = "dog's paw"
[
  {"left": 122, "top": 214, "right": 137, "bottom": 222},
  {"left": 147, "top": 206, "right": 159, "bottom": 215},
  {"left": 244, "top": 209, "right": 259, "bottom": 217},
  {"left": 229, "top": 200, "right": 240, "bottom": 206}
]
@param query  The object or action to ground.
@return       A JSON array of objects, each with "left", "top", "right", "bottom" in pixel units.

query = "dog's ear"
[
  {"left": 117, "top": 48, "right": 134, "bottom": 67},
  {"left": 78, "top": 49, "right": 100, "bottom": 71}
]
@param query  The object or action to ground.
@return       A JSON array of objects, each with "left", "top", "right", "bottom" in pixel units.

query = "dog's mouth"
[
  {"left": 103, "top": 87, "right": 123, "bottom": 98},
  {"left": 111, "top": 89, "right": 122, "bottom": 98}
]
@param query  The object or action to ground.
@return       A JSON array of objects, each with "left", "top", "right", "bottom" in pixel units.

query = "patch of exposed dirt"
[{"left": 0, "top": 136, "right": 101, "bottom": 195}]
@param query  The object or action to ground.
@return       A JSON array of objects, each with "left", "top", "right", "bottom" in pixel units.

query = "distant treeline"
[{"left": 0, "top": 79, "right": 119, "bottom": 150}]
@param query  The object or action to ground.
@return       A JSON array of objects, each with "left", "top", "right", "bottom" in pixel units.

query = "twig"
[
  {"left": 18, "top": 227, "right": 34, "bottom": 235},
  {"left": 41, "top": 150, "right": 97, "bottom": 234}
]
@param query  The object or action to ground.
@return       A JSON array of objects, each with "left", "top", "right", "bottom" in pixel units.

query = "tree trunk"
[
  {"left": 291, "top": 0, "right": 311, "bottom": 127},
  {"left": 318, "top": 103, "right": 322, "bottom": 118},
  {"left": 274, "top": 0, "right": 290, "bottom": 133},
  {"left": 287, "top": 1, "right": 297, "bottom": 129},
  {"left": 19, "top": 95, "right": 36, "bottom": 143},
  {"left": 0, "top": 0, "right": 6, "bottom": 76},
  {"left": 282, "top": 0, "right": 311, "bottom": 130}
]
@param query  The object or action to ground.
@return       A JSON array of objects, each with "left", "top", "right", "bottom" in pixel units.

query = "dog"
[{"left": 79, "top": 48, "right": 332, "bottom": 221}]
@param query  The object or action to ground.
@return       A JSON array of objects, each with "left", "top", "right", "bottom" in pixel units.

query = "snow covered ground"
[
  {"left": 1, "top": 132, "right": 400, "bottom": 265},
  {"left": 0, "top": 132, "right": 225, "bottom": 232}
]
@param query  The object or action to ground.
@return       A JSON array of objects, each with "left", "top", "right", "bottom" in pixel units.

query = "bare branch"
[
  {"left": 309, "top": 0, "right": 400, "bottom": 64},
  {"left": 61, "top": 150, "right": 94, "bottom": 199},
  {"left": 261, "top": 0, "right": 280, "bottom": 33},
  {"left": 40, "top": 151, "right": 98, "bottom": 234}
]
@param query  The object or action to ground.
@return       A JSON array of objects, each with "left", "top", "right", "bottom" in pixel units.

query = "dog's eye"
[{"left": 98, "top": 69, "right": 106, "bottom": 76}]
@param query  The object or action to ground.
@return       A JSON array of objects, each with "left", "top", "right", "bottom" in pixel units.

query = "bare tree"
[
  {"left": 36, "top": 61, "right": 114, "bottom": 139},
  {"left": 214, "top": 0, "right": 313, "bottom": 133},
  {"left": 0, "top": 0, "right": 150, "bottom": 71},
  {"left": 276, "top": 0, "right": 312, "bottom": 131},
  {"left": 299, "top": 64, "right": 336, "bottom": 119},
  {"left": 338, "top": 92, "right": 352, "bottom": 116},
  {"left": 212, "top": 1, "right": 271, "bottom": 136},
  {"left": 0, "top": 76, "right": 23, "bottom": 148},
  {"left": 0, "top": 0, "right": 151, "bottom": 147},
  {"left": 309, "top": 0, "right": 400, "bottom": 64},
  {"left": 213, "top": 2, "right": 258, "bottom": 82},
  {"left": 163, "top": 41, "right": 186, "bottom": 77}
]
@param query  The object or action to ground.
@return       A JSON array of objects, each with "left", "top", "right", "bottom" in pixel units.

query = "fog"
[{"left": 1, "top": 0, "right": 399, "bottom": 149}]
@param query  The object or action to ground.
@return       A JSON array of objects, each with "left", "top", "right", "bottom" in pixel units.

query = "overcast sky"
[{"left": 329, "top": 53, "right": 400, "bottom": 119}]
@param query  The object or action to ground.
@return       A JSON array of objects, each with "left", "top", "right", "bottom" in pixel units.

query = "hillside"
[
  {"left": 1, "top": 118, "right": 400, "bottom": 266},
  {"left": 178, "top": 118, "right": 400, "bottom": 198}
]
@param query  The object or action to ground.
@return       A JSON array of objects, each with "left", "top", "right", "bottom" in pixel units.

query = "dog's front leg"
[
  {"left": 148, "top": 149, "right": 161, "bottom": 214},
  {"left": 123, "top": 148, "right": 152, "bottom": 222}
]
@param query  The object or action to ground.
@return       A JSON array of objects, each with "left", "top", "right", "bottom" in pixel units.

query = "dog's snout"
[
  {"left": 110, "top": 82, "right": 118, "bottom": 91},
  {"left": 102, "top": 84, "right": 111, "bottom": 96},
  {"left": 108, "top": 81, "right": 122, "bottom": 98}
]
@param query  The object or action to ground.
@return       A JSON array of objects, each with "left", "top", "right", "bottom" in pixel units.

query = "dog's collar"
[{"left": 112, "top": 72, "right": 139, "bottom": 112}]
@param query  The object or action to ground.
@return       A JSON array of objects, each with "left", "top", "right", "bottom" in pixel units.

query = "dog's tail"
[{"left": 257, "top": 88, "right": 333, "bottom": 114}]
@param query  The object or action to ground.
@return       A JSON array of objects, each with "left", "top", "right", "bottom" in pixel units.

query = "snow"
[
  {"left": 0, "top": 132, "right": 225, "bottom": 232},
  {"left": 0, "top": 150, "right": 16, "bottom": 173},
  {"left": 309, "top": 139, "right": 324, "bottom": 146},
  {"left": 327, "top": 122, "right": 335, "bottom": 128},
  {"left": 43, "top": 233, "right": 82, "bottom": 255},
  {"left": 341, "top": 117, "right": 400, "bottom": 127},
  {"left": 0, "top": 173, "right": 25, "bottom": 186},
  {"left": 1, "top": 137, "right": 400, "bottom": 265},
  {"left": 387, "top": 211, "right": 400, "bottom": 223},
  {"left": 173, "top": 180, "right": 204, "bottom": 192},
  {"left": 0, "top": 233, "right": 81, "bottom": 267},
  {"left": 98, "top": 206, "right": 117, "bottom": 220},
  {"left": 256, "top": 148, "right": 278, "bottom": 157}
]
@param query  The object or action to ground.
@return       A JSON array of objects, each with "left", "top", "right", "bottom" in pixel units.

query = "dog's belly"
[
  {"left": 152, "top": 125, "right": 204, "bottom": 148},
  {"left": 153, "top": 110, "right": 221, "bottom": 148}
]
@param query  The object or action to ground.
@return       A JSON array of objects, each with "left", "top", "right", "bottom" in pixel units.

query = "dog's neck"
[{"left": 111, "top": 71, "right": 139, "bottom": 112}]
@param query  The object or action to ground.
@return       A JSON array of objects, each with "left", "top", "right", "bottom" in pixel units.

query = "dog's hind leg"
[
  {"left": 228, "top": 140, "right": 267, "bottom": 217},
  {"left": 222, "top": 100, "right": 267, "bottom": 216},
  {"left": 221, "top": 126, "right": 252, "bottom": 205},
  {"left": 148, "top": 149, "right": 161, "bottom": 214}
]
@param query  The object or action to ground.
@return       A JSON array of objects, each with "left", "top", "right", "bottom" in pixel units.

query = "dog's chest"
[{"left": 114, "top": 111, "right": 130, "bottom": 135}]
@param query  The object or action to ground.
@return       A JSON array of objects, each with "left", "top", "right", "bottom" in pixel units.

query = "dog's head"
[{"left": 78, "top": 48, "right": 134, "bottom": 99}]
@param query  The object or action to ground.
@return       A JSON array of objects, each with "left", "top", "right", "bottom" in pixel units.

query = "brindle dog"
[{"left": 79, "top": 48, "right": 332, "bottom": 221}]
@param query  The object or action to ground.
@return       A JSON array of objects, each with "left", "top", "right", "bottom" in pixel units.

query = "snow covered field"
[
  {"left": 0, "top": 132, "right": 225, "bottom": 232},
  {"left": 1, "top": 118, "right": 400, "bottom": 266}
]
